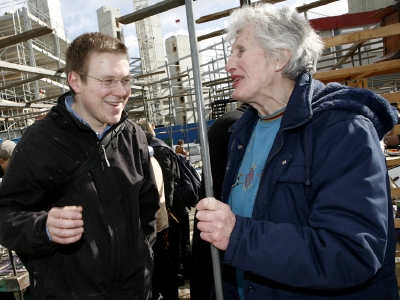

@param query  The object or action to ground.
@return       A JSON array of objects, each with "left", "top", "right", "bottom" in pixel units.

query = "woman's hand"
[{"left": 196, "top": 197, "right": 236, "bottom": 251}]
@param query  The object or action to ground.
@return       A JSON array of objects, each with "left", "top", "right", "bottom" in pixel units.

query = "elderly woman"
[{"left": 196, "top": 3, "right": 398, "bottom": 300}]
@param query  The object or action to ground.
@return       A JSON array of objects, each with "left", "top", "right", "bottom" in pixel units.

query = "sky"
[
  {"left": 58, "top": 0, "right": 349, "bottom": 58},
  {"left": 0, "top": 0, "right": 349, "bottom": 58}
]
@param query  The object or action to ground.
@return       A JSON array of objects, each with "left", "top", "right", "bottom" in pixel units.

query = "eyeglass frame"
[{"left": 78, "top": 72, "right": 134, "bottom": 88}]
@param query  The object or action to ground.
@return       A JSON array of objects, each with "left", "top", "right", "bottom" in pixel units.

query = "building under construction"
[
  {"left": 0, "top": 0, "right": 399, "bottom": 143},
  {"left": 2, "top": 0, "right": 400, "bottom": 298}
]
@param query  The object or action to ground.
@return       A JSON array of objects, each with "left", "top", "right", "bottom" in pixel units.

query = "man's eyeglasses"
[{"left": 79, "top": 72, "right": 134, "bottom": 88}]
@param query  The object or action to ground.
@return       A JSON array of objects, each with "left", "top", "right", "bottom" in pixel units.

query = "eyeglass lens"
[{"left": 101, "top": 78, "right": 132, "bottom": 88}]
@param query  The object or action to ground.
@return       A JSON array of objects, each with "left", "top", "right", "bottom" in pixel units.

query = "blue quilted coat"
[{"left": 220, "top": 72, "right": 399, "bottom": 299}]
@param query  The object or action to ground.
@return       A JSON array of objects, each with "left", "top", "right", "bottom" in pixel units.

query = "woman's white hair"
[{"left": 225, "top": 3, "right": 324, "bottom": 80}]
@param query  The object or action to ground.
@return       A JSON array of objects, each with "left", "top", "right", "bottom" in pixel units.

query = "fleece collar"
[{"left": 237, "top": 72, "right": 398, "bottom": 140}]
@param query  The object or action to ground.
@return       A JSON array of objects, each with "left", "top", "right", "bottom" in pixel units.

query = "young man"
[{"left": 0, "top": 32, "right": 159, "bottom": 300}]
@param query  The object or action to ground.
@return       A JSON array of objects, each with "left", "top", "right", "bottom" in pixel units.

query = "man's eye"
[
  {"left": 122, "top": 79, "right": 131, "bottom": 84},
  {"left": 103, "top": 79, "right": 114, "bottom": 84}
]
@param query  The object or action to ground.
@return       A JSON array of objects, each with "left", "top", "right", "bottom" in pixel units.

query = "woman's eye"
[{"left": 238, "top": 48, "right": 246, "bottom": 56}]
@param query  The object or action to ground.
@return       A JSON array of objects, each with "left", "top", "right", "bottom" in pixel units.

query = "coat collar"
[
  {"left": 48, "top": 92, "right": 128, "bottom": 133},
  {"left": 231, "top": 71, "right": 315, "bottom": 139}
]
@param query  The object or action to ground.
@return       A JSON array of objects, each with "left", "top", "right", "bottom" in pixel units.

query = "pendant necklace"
[{"left": 232, "top": 123, "right": 258, "bottom": 189}]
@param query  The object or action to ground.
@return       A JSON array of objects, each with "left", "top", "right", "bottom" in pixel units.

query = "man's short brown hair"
[{"left": 65, "top": 32, "right": 129, "bottom": 94}]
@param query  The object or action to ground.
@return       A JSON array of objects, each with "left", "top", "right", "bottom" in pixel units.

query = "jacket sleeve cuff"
[{"left": 223, "top": 214, "right": 244, "bottom": 265}]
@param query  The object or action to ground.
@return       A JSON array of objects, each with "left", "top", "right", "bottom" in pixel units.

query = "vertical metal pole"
[
  {"left": 165, "top": 61, "right": 175, "bottom": 146},
  {"left": 184, "top": 1, "right": 223, "bottom": 299}
]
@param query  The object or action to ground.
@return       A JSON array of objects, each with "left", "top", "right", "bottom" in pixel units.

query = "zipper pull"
[{"left": 102, "top": 145, "right": 110, "bottom": 167}]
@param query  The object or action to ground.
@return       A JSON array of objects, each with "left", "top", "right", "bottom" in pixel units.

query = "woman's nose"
[{"left": 225, "top": 59, "right": 235, "bottom": 73}]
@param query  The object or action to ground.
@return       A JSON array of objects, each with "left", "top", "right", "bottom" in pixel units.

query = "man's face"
[{"left": 71, "top": 52, "right": 131, "bottom": 133}]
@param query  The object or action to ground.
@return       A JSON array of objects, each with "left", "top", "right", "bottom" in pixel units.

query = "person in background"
[
  {"left": 0, "top": 139, "right": 18, "bottom": 299},
  {"left": 0, "top": 32, "right": 159, "bottom": 299},
  {"left": 157, "top": 137, "right": 191, "bottom": 286},
  {"left": 139, "top": 120, "right": 180, "bottom": 300},
  {"left": 175, "top": 139, "right": 189, "bottom": 156},
  {"left": 196, "top": 3, "right": 398, "bottom": 299},
  {"left": 190, "top": 102, "right": 248, "bottom": 300},
  {"left": 0, "top": 140, "right": 16, "bottom": 183}
]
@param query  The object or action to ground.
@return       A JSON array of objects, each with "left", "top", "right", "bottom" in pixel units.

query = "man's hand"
[
  {"left": 47, "top": 206, "right": 84, "bottom": 244},
  {"left": 196, "top": 197, "right": 236, "bottom": 251}
]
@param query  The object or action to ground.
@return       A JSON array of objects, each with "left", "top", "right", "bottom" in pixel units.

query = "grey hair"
[
  {"left": 0, "top": 140, "right": 16, "bottom": 160},
  {"left": 225, "top": 3, "right": 324, "bottom": 80}
]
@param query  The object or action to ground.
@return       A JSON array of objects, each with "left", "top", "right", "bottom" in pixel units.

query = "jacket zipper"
[{"left": 102, "top": 145, "right": 111, "bottom": 167}]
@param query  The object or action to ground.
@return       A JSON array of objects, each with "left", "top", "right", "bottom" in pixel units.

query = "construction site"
[
  {"left": 1, "top": 0, "right": 400, "bottom": 297},
  {"left": 0, "top": 0, "right": 398, "bottom": 144}
]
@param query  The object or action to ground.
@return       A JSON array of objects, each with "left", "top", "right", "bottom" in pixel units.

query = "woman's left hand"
[{"left": 196, "top": 197, "right": 236, "bottom": 251}]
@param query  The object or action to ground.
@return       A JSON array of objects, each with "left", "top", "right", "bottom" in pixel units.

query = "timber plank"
[
  {"left": 313, "top": 59, "right": 400, "bottom": 83},
  {"left": 0, "top": 25, "right": 53, "bottom": 49}
]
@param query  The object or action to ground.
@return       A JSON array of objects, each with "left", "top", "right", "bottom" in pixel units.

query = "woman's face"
[{"left": 225, "top": 27, "right": 278, "bottom": 107}]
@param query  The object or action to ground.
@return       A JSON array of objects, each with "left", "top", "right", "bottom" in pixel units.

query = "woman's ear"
[
  {"left": 278, "top": 50, "right": 291, "bottom": 70},
  {"left": 68, "top": 71, "right": 81, "bottom": 94}
]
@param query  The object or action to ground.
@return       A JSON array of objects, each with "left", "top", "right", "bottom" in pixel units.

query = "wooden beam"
[
  {"left": 0, "top": 68, "right": 64, "bottom": 91},
  {"left": 313, "top": 59, "right": 400, "bottom": 84},
  {"left": 133, "top": 70, "right": 165, "bottom": 79},
  {"left": 0, "top": 25, "right": 53, "bottom": 49},
  {"left": 323, "top": 23, "right": 400, "bottom": 49},
  {"left": 27, "top": 93, "right": 62, "bottom": 104},
  {"left": 329, "top": 41, "right": 366, "bottom": 70},
  {"left": 196, "top": 0, "right": 338, "bottom": 41},
  {"left": 296, "top": 0, "right": 339, "bottom": 13},
  {"left": 381, "top": 92, "right": 400, "bottom": 104},
  {"left": 0, "top": 61, "right": 66, "bottom": 79},
  {"left": 0, "top": 101, "right": 54, "bottom": 108},
  {"left": 119, "top": 0, "right": 197, "bottom": 24},
  {"left": 195, "top": 0, "right": 284, "bottom": 24},
  {"left": 198, "top": 29, "right": 226, "bottom": 42},
  {"left": 0, "top": 74, "right": 47, "bottom": 91},
  {"left": 2, "top": 108, "right": 51, "bottom": 119}
]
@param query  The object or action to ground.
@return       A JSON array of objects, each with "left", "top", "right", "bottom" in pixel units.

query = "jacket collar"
[
  {"left": 231, "top": 71, "right": 315, "bottom": 139},
  {"left": 49, "top": 92, "right": 128, "bottom": 133},
  {"left": 231, "top": 70, "right": 398, "bottom": 140}
]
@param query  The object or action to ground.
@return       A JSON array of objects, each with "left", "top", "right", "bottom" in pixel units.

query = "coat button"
[
  {"left": 282, "top": 160, "right": 287, "bottom": 165},
  {"left": 238, "top": 145, "right": 242, "bottom": 149}
]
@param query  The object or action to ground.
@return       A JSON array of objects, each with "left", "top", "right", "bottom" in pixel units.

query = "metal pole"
[
  {"left": 165, "top": 61, "right": 174, "bottom": 145},
  {"left": 184, "top": 1, "right": 223, "bottom": 299}
]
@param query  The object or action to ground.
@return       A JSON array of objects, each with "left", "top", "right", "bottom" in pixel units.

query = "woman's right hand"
[{"left": 196, "top": 197, "right": 236, "bottom": 251}]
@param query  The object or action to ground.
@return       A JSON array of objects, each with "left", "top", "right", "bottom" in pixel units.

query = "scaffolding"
[
  {"left": 0, "top": 0, "right": 69, "bottom": 139},
  {"left": 1, "top": 1, "right": 400, "bottom": 139},
  {"left": 133, "top": 0, "right": 164, "bottom": 126}
]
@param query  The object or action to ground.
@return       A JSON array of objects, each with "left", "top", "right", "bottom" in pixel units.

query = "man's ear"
[{"left": 68, "top": 71, "right": 81, "bottom": 94}]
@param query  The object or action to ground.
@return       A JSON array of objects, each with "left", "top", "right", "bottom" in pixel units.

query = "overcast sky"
[{"left": 58, "top": 0, "right": 349, "bottom": 58}]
